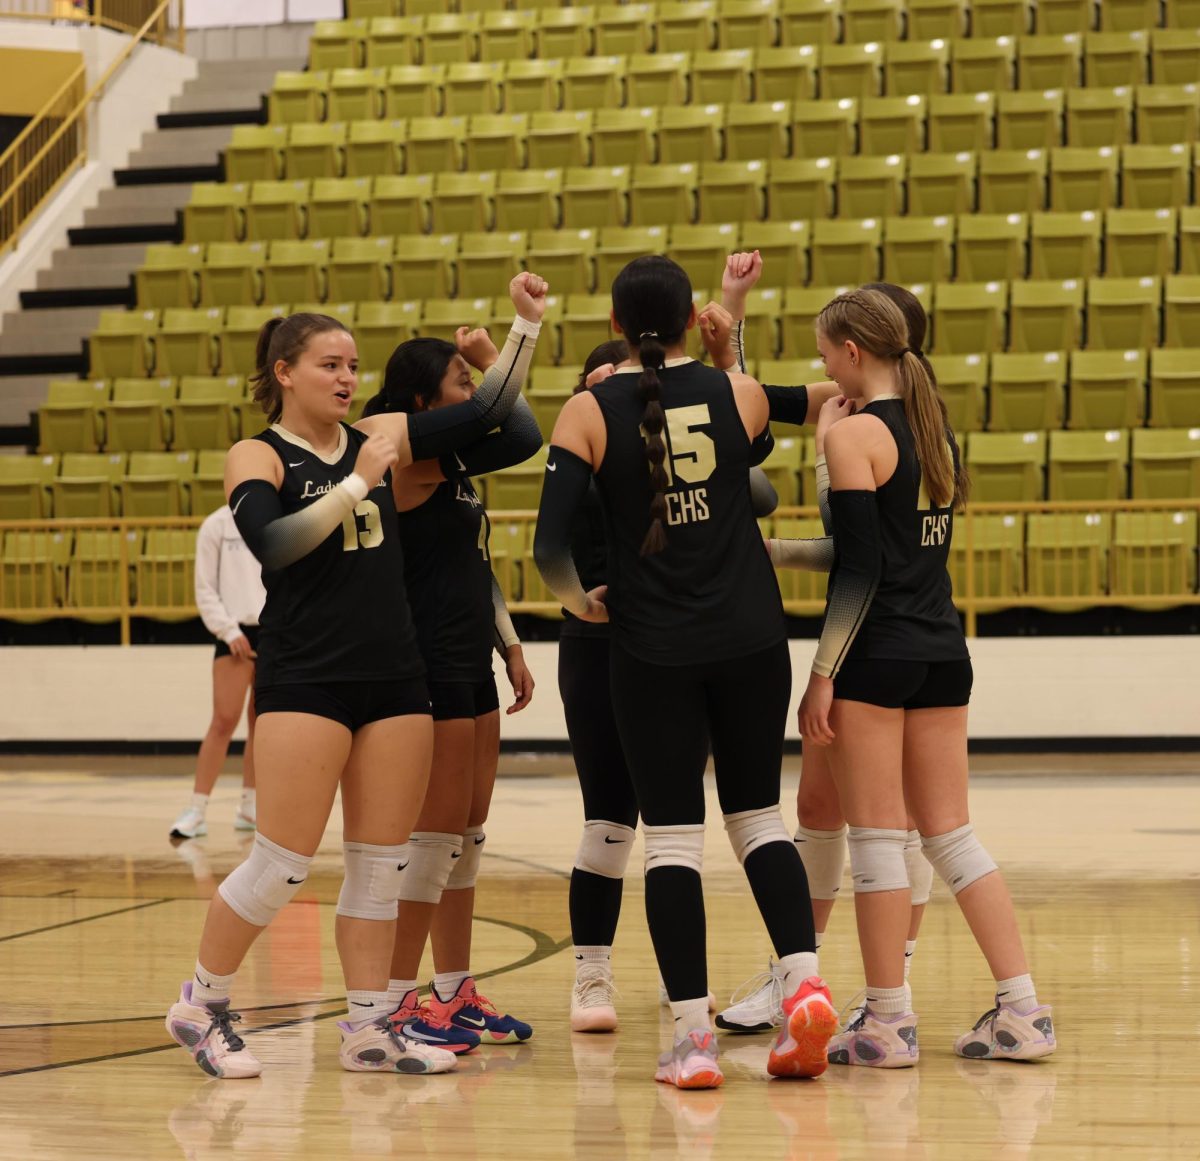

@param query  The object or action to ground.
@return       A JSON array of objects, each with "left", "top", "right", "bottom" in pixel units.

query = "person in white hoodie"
[{"left": 170, "top": 505, "right": 267, "bottom": 839}]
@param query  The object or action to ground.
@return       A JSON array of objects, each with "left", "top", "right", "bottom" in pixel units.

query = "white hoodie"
[{"left": 194, "top": 506, "right": 267, "bottom": 644}]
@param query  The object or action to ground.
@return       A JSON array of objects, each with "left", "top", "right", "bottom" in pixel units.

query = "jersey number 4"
[{"left": 341, "top": 500, "right": 383, "bottom": 552}]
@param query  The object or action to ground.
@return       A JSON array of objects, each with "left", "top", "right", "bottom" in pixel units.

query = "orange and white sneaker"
[
  {"left": 338, "top": 1019, "right": 457, "bottom": 1074},
  {"left": 827, "top": 1009, "right": 919, "bottom": 1069},
  {"left": 766, "top": 977, "right": 838, "bottom": 1078},
  {"left": 165, "top": 982, "right": 262, "bottom": 1079},
  {"left": 655, "top": 1029, "right": 724, "bottom": 1090},
  {"left": 955, "top": 1001, "right": 1056, "bottom": 1062}
]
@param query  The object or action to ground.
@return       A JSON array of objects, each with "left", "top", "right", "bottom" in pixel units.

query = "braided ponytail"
[{"left": 637, "top": 332, "right": 670, "bottom": 556}]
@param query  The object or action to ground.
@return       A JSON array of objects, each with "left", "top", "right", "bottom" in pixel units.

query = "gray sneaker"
[{"left": 654, "top": 1029, "right": 724, "bottom": 1089}]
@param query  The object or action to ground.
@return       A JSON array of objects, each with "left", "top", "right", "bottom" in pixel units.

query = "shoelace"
[
  {"left": 207, "top": 1008, "right": 247, "bottom": 1053},
  {"left": 727, "top": 960, "right": 784, "bottom": 1009},
  {"left": 971, "top": 1003, "right": 1002, "bottom": 1033},
  {"left": 575, "top": 971, "right": 618, "bottom": 1009},
  {"left": 376, "top": 1017, "right": 411, "bottom": 1054},
  {"left": 838, "top": 988, "right": 868, "bottom": 1028},
  {"left": 465, "top": 987, "right": 499, "bottom": 1017},
  {"left": 417, "top": 1001, "right": 457, "bottom": 1031}
]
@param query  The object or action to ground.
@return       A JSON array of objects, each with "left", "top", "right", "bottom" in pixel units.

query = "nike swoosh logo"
[
  {"left": 603, "top": 836, "right": 626, "bottom": 844},
  {"left": 397, "top": 861, "right": 409, "bottom": 871},
  {"left": 457, "top": 1015, "right": 487, "bottom": 1028},
  {"left": 474, "top": 836, "right": 485, "bottom": 844},
  {"left": 288, "top": 461, "right": 304, "bottom": 468},
  {"left": 286, "top": 876, "right": 305, "bottom": 884},
  {"left": 231, "top": 494, "right": 247, "bottom": 516},
  {"left": 196, "top": 977, "right": 212, "bottom": 988},
  {"left": 450, "top": 851, "right": 462, "bottom": 858},
  {"left": 351, "top": 1001, "right": 373, "bottom": 1007},
  {"left": 547, "top": 460, "right": 557, "bottom": 472}
]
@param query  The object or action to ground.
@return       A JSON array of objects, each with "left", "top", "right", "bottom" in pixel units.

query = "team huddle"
[{"left": 164, "top": 250, "right": 1056, "bottom": 1091}]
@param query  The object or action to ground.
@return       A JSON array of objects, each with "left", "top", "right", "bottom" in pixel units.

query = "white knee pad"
[
  {"left": 394, "top": 831, "right": 463, "bottom": 905},
  {"left": 218, "top": 833, "right": 312, "bottom": 927},
  {"left": 723, "top": 805, "right": 792, "bottom": 866},
  {"left": 904, "top": 829, "right": 934, "bottom": 906},
  {"left": 446, "top": 825, "right": 485, "bottom": 891},
  {"left": 337, "top": 841, "right": 408, "bottom": 920},
  {"left": 643, "top": 823, "right": 704, "bottom": 875},
  {"left": 793, "top": 824, "right": 848, "bottom": 900},
  {"left": 921, "top": 824, "right": 998, "bottom": 896},
  {"left": 575, "top": 819, "right": 636, "bottom": 879},
  {"left": 847, "top": 826, "right": 910, "bottom": 893}
]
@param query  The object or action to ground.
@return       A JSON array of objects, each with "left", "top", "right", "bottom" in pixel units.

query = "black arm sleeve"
[
  {"left": 763, "top": 383, "right": 811, "bottom": 428},
  {"left": 230, "top": 476, "right": 364, "bottom": 573},
  {"left": 439, "top": 397, "right": 543, "bottom": 479},
  {"left": 811, "top": 490, "right": 882, "bottom": 679},
  {"left": 532, "top": 447, "right": 594, "bottom": 617},
  {"left": 407, "top": 323, "right": 538, "bottom": 462},
  {"left": 748, "top": 466, "right": 778, "bottom": 517},
  {"left": 749, "top": 426, "right": 774, "bottom": 467}
]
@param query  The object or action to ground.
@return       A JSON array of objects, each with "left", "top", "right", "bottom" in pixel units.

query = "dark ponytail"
[
  {"left": 363, "top": 336, "right": 458, "bottom": 417},
  {"left": 250, "top": 312, "right": 351, "bottom": 425},
  {"left": 576, "top": 338, "right": 630, "bottom": 394},
  {"left": 611, "top": 255, "right": 694, "bottom": 557}
]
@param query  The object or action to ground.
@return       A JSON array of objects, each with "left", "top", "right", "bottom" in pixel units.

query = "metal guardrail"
[
  {"left": 1, "top": 500, "right": 1197, "bottom": 644},
  {"left": 0, "top": 0, "right": 185, "bottom": 255}
]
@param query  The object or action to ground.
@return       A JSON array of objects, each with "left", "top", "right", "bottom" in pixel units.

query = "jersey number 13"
[{"left": 341, "top": 500, "right": 383, "bottom": 551}]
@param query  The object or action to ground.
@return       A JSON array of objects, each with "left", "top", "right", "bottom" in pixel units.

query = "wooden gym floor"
[{"left": 0, "top": 755, "right": 1197, "bottom": 1160}]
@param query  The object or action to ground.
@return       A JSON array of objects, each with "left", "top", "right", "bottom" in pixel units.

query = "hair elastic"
[{"left": 639, "top": 331, "right": 659, "bottom": 340}]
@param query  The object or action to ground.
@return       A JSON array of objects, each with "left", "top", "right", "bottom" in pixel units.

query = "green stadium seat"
[
  {"left": 810, "top": 218, "right": 882, "bottom": 287},
  {"left": 1101, "top": 0, "right": 1159, "bottom": 30},
  {"left": 1181, "top": 208, "right": 1200, "bottom": 278},
  {"left": 595, "top": 4, "right": 654, "bottom": 56},
  {"left": 502, "top": 59, "right": 563, "bottom": 116},
  {"left": 561, "top": 167, "right": 629, "bottom": 230},
  {"left": 1065, "top": 87, "right": 1134, "bottom": 150},
  {"left": 456, "top": 231, "right": 525, "bottom": 298},
  {"left": 1086, "top": 277, "right": 1161, "bottom": 352},
  {"left": 740, "top": 287, "right": 784, "bottom": 360},
  {"left": 1068, "top": 349, "right": 1146, "bottom": 430},
  {"left": 444, "top": 61, "right": 503, "bottom": 117},
  {"left": 493, "top": 168, "right": 561, "bottom": 232},
  {"left": 591, "top": 108, "right": 657, "bottom": 168},
  {"left": 263, "top": 239, "right": 329, "bottom": 305},
  {"left": 837, "top": 155, "right": 906, "bottom": 220},
  {"left": 1030, "top": 211, "right": 1100, "bottom": 279},
  {"left": 465, "top": 114, "right": 528, "bottom": 173},
  {"left": 979, "top": 149, "right": 1047, "bottom": 216},
  {"left": 1131, "top": 428, "right": 1200, "bottom": 500},
  {"left": 534, "top": 8, "right": 592, "bottom": 61},
  {"left": 219, "top": 305, "right": 286, "bottom": 376},
  {"left": 526, "top": 111, "right": 592, "bottom": 171},
  {"left": 760, "top": 436, "right": 804, "bottom": 506},
  {"left": 88, "top": 310, "right": 158, "bottom": 379},
  {"left": 486, "top": 446, "right": 550, "bottom": 510},
  {"left": 558, "top": 294, "right": 615, "bottom": 366},
  {"left": 365, "top": 17, "right": 420, "bottom": 69},
  {"left": 927, "top": 94, "right": 994, "bottom": 155},
  {"left": 285, "top": 122, "right": 346, "bottom": 182},
  {"left": 67, "top": 529, "right": 140, "bottom": 614},
  {"left": 860, "top": 96, "right": 927, "bottom": 159},
  {"left": 429, "top": 171, "right": 494, "bottom": 235},
  {"left": 629, "top": 163, "right": 697, "bottom": 227},
  {"left": 949, "top": 512, "right": 1025, "bottom": 607},
  {"left": 625, "top": 53, "right": 690, "bottom": 109},
  {"left": 420, "top": 14, "right": 481, "bottom": 67},
  {"left": 1121, "top": 145, "right": 1189, "bottom": 211},
  {"left": 887, "top": 40, "right": 952, "bottom": 97},
  {"left": 1149, "top": 348, "right": 1200, "bottom": 428},
  {"left": 955, "top": 213, "right": 1027, "bottom": 283},
  {"left": 288, "top": 301, "right": 355, "bottom": 328},
  {"left": 135, "top": 528, "right": 196, "bottom": 618},
  {"left": 1025, "top": 512, "right": 1110, "bottom": 607},
  {"left": 1104, "top": 209, "right": 1176, "bottom": 280},
  {"left": 198, "top": 242, "right": 264, "bottom": 309},
  {"left": 656, "top": 2, "right": 716, "bottom": 54},
  {"left": 1084, "top": 32, "right": 1149, "bottom": 90},
  {"left": 183, "top": 184, "right": 248, "bottom": 244},
  {"left": 53, "top": 453, "right": 126, "bottom": 518},
  {"left": 1009, "top": 278, "right": 1084, "bottom": 352},
  {"left": 0, "top": 528, "right": 71, "bottom": 616},
  {"left": 1034, "top": 0, "right": 1089, "bottom": 34},
  {"left": 929, "top": 353, "right": 988, "bottom": 432},
  {"left": 405, "top": 116, "right": 466, "bottom": 175},
  {"left": 244, "top": 181, "right": 309, "bottom": 242},
  {"left": 782, "top": 286, "right": 848, "bottom": 359},
  {"left": 310, "top": 20, "right": 364, "bottom": 72},
  {"left": 658, "top": 104, "right": 723, "bottom": 166},
  {"left": 1018, "top": 33, "right": 1082, "bottom": 92},
  {"left": 779, "top": 0, "right": 841, "bottom": 46},
  {"left": 419, "top": 296, "right": 495, "bottom": 344},
  {"left": 767, "top": 158, "right": 837, "bottom": 222},
  {"left": 754, "top": 45, "right": 819, "bottom": 102},
  {"left": 790, "top": 98, "right": 857, "bottom": 160},
  {"left": 120, "top": 451, "right": 194, "bottom": 517},
  {"left": 326, "top": 236, "right": 391, "bottom": 302},
  {"left": 1048, "top": 428, "right": 1129, "bottom": 501},
  {"left": 717, "top": 0, "right": 779, "bottom": 49},
  {"left": 460, "top": 0, "right": 508, "bottom": 15},
  {"left": 526, "top": 228, "right": 595, "bottom": 296},
  {"left": 667, "top": 222, "right": 739, "bottom": 292},
  {"left": 819, "top": 42, "right": 884, "bottom": 101},
  {"left": 38, "top": 380, "right": 107, "bottom": 455},
  {"left": 156, "top": 308, "right": 222, "bottom": 378},
  {"left": 883, "top": 216, "right": 954, "bottom": 285},
  {"left": 308, "top": 177, "right": 370, "bottom": 238},
  {"left": 744, "top": 220, "right": 810, "bottom": 288},
  {"left": 384, "top": 65, "right": 444, "bottom": 119},
  {"left": 170, "top": 377, "right": 242, "bottom": 450},
  {"left": 269, "top": 71, "right": 327, "bottom": 125},
  {"left": 907, "top": 153, "right": 976, "bottom": 218},
  {"left": 369, "top": 174, "right": 431, "bottom": 237},
  {"left": 692, "top": 50, "right": 754, "bottom": 105},
  {"left": 355, "top": 300, "right": 420, "bottom": 373},
  {"left": 1134, "top": 84, "right": 1199, "bottom": 147},
  {"left": 1164, "top": 275, "right": 1200, "bottom": 346},
  {"left": 136, "top": 244, "right": 203, "bottom": 310},
  {"left": 996, "top": 90, "right": 1064, "bottom": 152},
  {"left": 342, "top": 120, "right": 404, "bottom": 178},
  {"left": 528, "top": 374, "right": 574, "bottom": 440},
  {"left": 933, "top": 280, "right": 1007, "bottom": 354},
  {"left": 478, "top": 10, "right": 537, "bottom": 63},
  {"left": 561, "top": 56, "right": 626, "bottom": 114},
  {"left": 967, "top": 430, "right": 1046, "bottom": 501},
  {"left": 972, "top": 0, "right": 1030, "bottom": 36},
  {"left": 595, "top": 225, "right": 668, "bottom": 289},
  {"left": 0, "top": 454, "right": 58, "bottom": 520},
  {"left": 697, "top": 160, "right": 764, "bottom": 223},
  {"left": 1111, "top": 510, "right": 1198, "bottom": 603},
  {"left": 1049, "top": 146, "right": 1118, "bottom": 213},
  {"left": 951, "top": 37, "right": 1017, "bottom": 95},
  {"left": 988, "top": 350, "right": 1066, "bottom": 431},
  {"left": 327, "top": 68, "right": 385, "bottom": 123},
  {"left": 1152, "top": 26, "right": 1200, "bottom": 82},
  {"left": 723, "top": 102, "right": 791, "bottom": 164},
  {"left": 390, "top": 234, "right": 456, "bottom": 301}
]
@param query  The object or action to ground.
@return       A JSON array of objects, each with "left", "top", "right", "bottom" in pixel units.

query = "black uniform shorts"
[
  {"left": 214, "top": 624, "right": 259, "bottom": 660},
  {"left": 255, "top": 678, "right": 432, "bottom": 731},
  {"left": 833, "top": 658, "right": 973, "bottom": 710},
  {"left": 427, "top": 676, "right": 500, "bottom": 722}
]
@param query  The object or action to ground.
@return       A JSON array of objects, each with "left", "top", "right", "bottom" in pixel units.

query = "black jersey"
[
  {"left": 560, "top": 478, "right": 610, "bottom": 640},
  {"left": 397, "top": 464, "right": 495, "bottom": 683},
  {"left": 591, "top": 359, "right": 785, "bottom": 666},
  {"left": 253, "top": 424, "right": 424, "bottom": 687},
  {"left": 837, "top": 396, "right": 968, "bottom": 663}
]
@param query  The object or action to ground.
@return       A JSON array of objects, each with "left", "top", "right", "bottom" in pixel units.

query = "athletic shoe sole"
[
  {"left": 714, "top": 1015, "right": 777, "bottom": 1034},
  {"left": 767, "top": 994, "right": 838, "bottom": 1079},
  {"left": 654, "top": 1064, "right": 724, "bottom": 1090},
  {"left": 571, "top": 1010, "right": 618, "bottom": 1033}
]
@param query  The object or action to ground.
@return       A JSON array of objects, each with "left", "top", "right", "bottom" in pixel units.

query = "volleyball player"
[
  {"left": 534, "top": 255, "right": 837, "bottom": 1089},
  {"left": 359, "top": 326, "right": 539, "bottom": 1053},
  {"left": 792, "top": 288, "right": 1054, "bottom": 1066},
  {"left": 710, "top": 257, "right": 938, "bottom": 1034},
  {"left": 165, "top": 273, "right": 547, "bottom": 1080},
  {"left": 170, "top": 506, "right": 265, "bottom": 839}
]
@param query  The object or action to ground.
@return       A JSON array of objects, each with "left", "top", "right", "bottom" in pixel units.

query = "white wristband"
[
  {"left": 341, "top": 473, "right": 370, "bottom": 504},
  {"left": 511, "top": 316, "right": 542, "bottom": 339}
]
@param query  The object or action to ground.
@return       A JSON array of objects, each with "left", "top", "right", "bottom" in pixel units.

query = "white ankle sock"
[
  {"left": 904, "top": 939, "right": 917, "bottom": 978},
  {"left": 779, "top": 951, "right": 820, "bottom": 995},
  {"left": 996, "top": 973, "right": 1037, "bottom": 1012},
  {"left": 865, "top": 984, "right": 908, "bottom": 1017},
  {"left": 388, "top": 978, "right": 418, "bottom": 1006},
  {"left": 345, "top": 989, "right": 395, "bottom": 1030},
  {"left": 192, "top": 961, "right": 235, "bottom": 1007},
  {"left": 573, "top": 945, "right": 612, "bottom": 970},
  {"left": 814, "top": 931, "right": 824, "bottom": 950},
  {"left": 670, "top": 997, "right": 711, "bottom": 1039},
  {"left": 189, "top": 793, "right": 210, "bottom": 815},
  {"left": 240, "top": 788, "right": 256, "bottom": 812},
  {"left": 433, "top": 970, "right": 471, "bottom": 1001}
]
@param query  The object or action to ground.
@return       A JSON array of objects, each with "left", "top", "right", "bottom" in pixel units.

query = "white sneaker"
[
  {"left": 715, "top": 960, "right": 786, "bottom": 1034},
  {"left": 571, "top": 963, "right": 618, "bottom": 1033},
  {"left": 658, "top": 978, "right": 717, "bottom": 1012},
  {"left": 338, "top": 1019, "right": 457, "bottom": 1074},
  {"left": 234, "top": 807, "right": 256, "bottom": 831},
  {"left": 165, "top": 982, "right": 261, "bottom": 1079},
  {"left": 170, "top": 807, "right": 207, "bottom": 839}
]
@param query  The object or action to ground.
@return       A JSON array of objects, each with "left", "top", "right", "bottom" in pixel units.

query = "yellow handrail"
[
  {"left": 0, "top": 0, "right": 185, "bottom": 256},
  {"left": 1, "top": 499, "right": 1197, "bottom": 646},
  {"left": 0, "top": 1, "right": 183, "bottom": 44}
]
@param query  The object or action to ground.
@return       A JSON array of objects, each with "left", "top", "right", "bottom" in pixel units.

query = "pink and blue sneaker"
[
  {"left": 426, "top": 976, "right": 533, "bottom": 1044},
  {"left": 390, "top": 987, "right": 480, "bottom": 1055}
]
